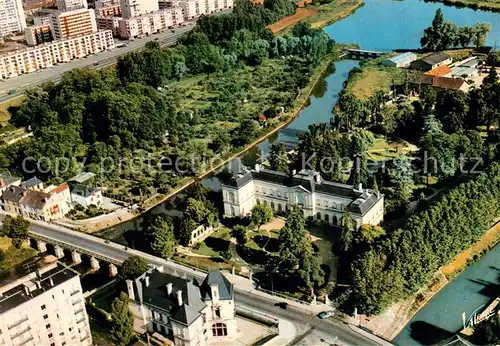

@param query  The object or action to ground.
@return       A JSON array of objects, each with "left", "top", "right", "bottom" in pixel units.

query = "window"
[
  {"left": 324, "top": 214, "right": 329, "bottom": 223},
  {"left": 50, "top": 343, "right": 55, "bottom": 346},
  {"left": 41, "top": 304, "right": 46, "bottom": 310},
  {"left": 316, "top": 212, "right": 321, "bottom": 220},
  {"left": 46, "top": 324, "right": 51, "bottom": 329},
  {"left": 215, "top": 307, "right": 221, "bottom": 318},
  {"left": 62, "top": 342, "right": 66, "bottom": 346},
  {"left": 212, "top": 323, "right": 227, "bottom": 337},
  {"left": 60, "top": 332, "right": 64, "bottom": 336},
  {"left": 48, "top": 333, "right": 53, "bottom": 338},
  {"left": 43, "top": 314, "right": 48, "bottom": 319},
  {"left": 270, "top": 202, "right": 275, "bottom": 210},
  {"left": 69, "top": 327, "right": 72, "bottom": 332}
]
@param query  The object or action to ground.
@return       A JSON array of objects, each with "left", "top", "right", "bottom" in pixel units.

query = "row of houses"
[{"left": 0, "top": 172, "right": 103, "bottom": 222}]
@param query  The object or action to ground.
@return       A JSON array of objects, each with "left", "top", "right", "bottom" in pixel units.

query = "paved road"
[
  {"left": 0, "top": 23, "right": 195, "bottom": 98},
  {"left": 0, "top": 213, "right": 386, "bottom": 345}
]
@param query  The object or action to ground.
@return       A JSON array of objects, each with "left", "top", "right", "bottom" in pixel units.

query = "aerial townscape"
[{"left": 0, "top": 0, "right": 499, "bottom": 343}]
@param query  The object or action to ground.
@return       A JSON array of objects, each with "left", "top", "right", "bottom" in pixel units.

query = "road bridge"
[{"left": 346, "top": 48, "right": 385, "bottom": 59}]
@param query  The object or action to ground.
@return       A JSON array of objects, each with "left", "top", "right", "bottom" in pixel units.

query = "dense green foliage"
[
  {"left": 472, "top": 317, "right": 500, "bottom": 345},
  {"left": 109, "top": 292, "right": 134, "bottom": 345},
  {"left": 250, "top": 203, "right": 274, "bottom": 229},
  {"left": 268, "top": 207, "right": 324, "bottom": 291},
  {"left": 118, "top": 256, "right": 149, "bottom": 281},
  {"left": 343, "top": 162, "right": 500, "bottom": 314},
  {"left": 421, "top": 9, "right": 491, "bottom": 50},
  {"left": 0, "top": 215, "right": 29, "bottom": 249},
  {"left": 147, "top": 216, "right": 176, "bottom": 259}
]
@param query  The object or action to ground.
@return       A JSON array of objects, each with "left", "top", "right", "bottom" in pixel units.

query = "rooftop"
[
  {"left": 68, "top": 172, "right": 96, "bottom": 184},
  {"left": 222, "top": 167, "right": 382, "bottom": 215},
  {"left": 386, "top": 52, "right": 418, "bottom": 64},
  {"left": 21, "top": 176, "right": 43, "bottom": 189},
  {"left": 71, "top": 183, "right": 100, "bottom": 198},
  {"left": 432, "top": 76, "right": 468, "bottom": 90},
  {"left": 0, "top": 262, "right": 79, "bottom": 314},
  {"left": 2, "top": 185, "right": 52, "bottom": 208},
  {"left": 424, "top": 65, "right": 451, "bottom": 76},
  {"left": 0, "top": 173, "right": 22, "bottom": 187},
  {"left": 133, "top": 269, "right": 233, "bottom": 326},
  {"left": 421, "top": 52, "right": 451, "bottom": 65}
]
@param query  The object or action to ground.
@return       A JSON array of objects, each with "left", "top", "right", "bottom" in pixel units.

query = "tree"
[
  {"left": 388, "top": 156, "right": 414, "bottom": 204},
  {"left": 269, "top": 143, "right": 289, "bottom": 174},
  {"left": 233, "top": 119, "right": 259, "bottom": 146},
  {"left": 272, "top": 207, "right": 324, "bottom": 291},
  {"left": 420, "top": 9, "right": 458, "bottom": 51},
  {"left": 250, "top": 203, "right": 273, "bottom": 230},
  {"left": 1, "top": 215, "right": 29, "bottom": 249},
  {"left": 435, "top": 89, "right": 469, "bottom": 133},
  {"left": 472, "top": 22, "right": 491, "bottom": 48},
  {"left": 148, "top": 216, "right": 176, "bottom": 259},
  {"left": 231, "top": 225, "right": 248, "bottom": 245},
  {"left": 110, "top": 292, "right": 134, "bottom": 346},
  {"left": 119, "top": 256, "right": 149, "bottom": 281},
  {"left": 173, "top": 61, "right": 188, "bottom": 80},
  {"left": 472, "top": 318, "right": 500, "bottom": 345}
]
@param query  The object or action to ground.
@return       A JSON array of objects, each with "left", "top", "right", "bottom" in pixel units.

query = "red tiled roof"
[
  {"left": 432, "top": 76, "right": 468, "bottom": 90},
  {"left": 51, "top": 183, "right": 69, "bottom": 194},
  {"left": 424, "top": 65, "right": 451, "bottom": 77}
]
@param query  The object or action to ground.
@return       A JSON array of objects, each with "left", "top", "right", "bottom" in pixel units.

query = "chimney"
[
  {"left": 176, "top": 290, "right": 183, "bottom": 306},
  {"left": 210, "top": 283, "right": 219, "bottom": 304},
  {"left": 49, "top": 278, "right": 54, "bottom": 287},
  {"left": 144, "top": 275, "right": 150, "bottom": 287},
  {"left": 254, "top": 164, "right": 260, "bottom": 172},
  {"left": 24, "top": 286, "right": 30, "bottom": 296},
  {"left": 126, "top": 280, "right": 135, "bottom": 300},
  {"left": 358, "top": 183, "right": 363, "bottom": 191},
  {"left": 166, "top": 283, "right": 173, "bottom": 295},
  {"left": 35, "top": 281, "right": 42, "bottom": 290}
]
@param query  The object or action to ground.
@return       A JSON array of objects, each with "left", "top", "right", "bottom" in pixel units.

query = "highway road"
[
  {"left": 0, "top": 213, "right": 385, "bottom": 345},
  {"left": 0, "top": 23, "right": 196, "bottom": 100}
]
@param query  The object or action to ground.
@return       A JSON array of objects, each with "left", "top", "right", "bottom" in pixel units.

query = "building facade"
[
  {"left": 0, "top": 30, "right": 114, "bottom": 78},
  {"left": 410, "top": 51, "right": 452, "bottom": 71},
  {"left": 222, "top": 167, "right": 384, "bottom": 228},
  {"left": 381, "top": 52, "right": 418, "bottom": 68},
  {"left": 128, "top": 268, "right": 237, "bottom": 346},
  {"left": 70, "top": 183, "right": 103, "bottom": 208},
  {"left": 0, "top": 261, "right": 92, "bottom": 346},
  {"left": 0, "top": 0, "right": 26, "bottom": 38},
  {"left": 117, "top": 7, "right": 183, "bottom": 39},
  {"left": 24, "top": 23, "right": 53, "bottom": 46},
  {"left": 56, "top": 0, "right": 87, "bottom": 11},
  {"left": 178, "top": 0, "right": 232, "bottom": 19},
  {"left": 119, "top": 0, "right": 158, "bottom": 18},
  {"left": 51, "top": 8, "right": 97, "bottom": 40}
]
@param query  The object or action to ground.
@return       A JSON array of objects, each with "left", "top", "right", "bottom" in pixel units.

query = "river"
[{"left": 104, "top": 1, "right": 499, "bottom": 343}]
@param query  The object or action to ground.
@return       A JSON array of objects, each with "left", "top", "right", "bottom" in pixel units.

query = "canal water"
[
  {"left": 393, "top": 243, "right": 500, "bottom": 345},
  {"left": 106, "top": 2, "right": 499, "bottom": 343}
]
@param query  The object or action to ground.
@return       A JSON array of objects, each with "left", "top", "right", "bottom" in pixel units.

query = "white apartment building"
[
  {"left": 51, "top": 8, "right": 97, "bottom": 40},
  {"left": 56, "top": 0, "right": 87, "bottom": 11},
  {"left": 120, "top": 0, "right": 158, "bottom": 18},
  {"left": 0, "top": 261, "right": 92, "bottom": 346},
  {"left": 117, "top": 7, "right": 183, "bottom": 39},
  {"left": 179, "top": 0, "right": 232, "bottom": 19},
  {"left": 128, "top": 268, "right": 237, "bottom": 346},
  {"left": 222, "top": 167, "right": 384, "bottom": 228},
  {"left": 0, "top": 0, "right": 26, "bottom": 38},
  {"left": 0, "top": 30, "right": 114, "bottom": 79}
]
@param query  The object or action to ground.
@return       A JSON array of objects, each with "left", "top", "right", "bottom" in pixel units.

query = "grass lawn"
[
  {"left": 366, "top": 136, "right": 418, "bottom": 162},
  {"left": 279, "top": 0, "right": 364, "bottom": 35},
  {"left": 0, "top": 237, "right": 39, "bottom": 282},
  {"left": 0, "top": 96, "right": 23, "bottom": 125},
  {"left": 345, "top": 65, "right": 410, "bottom": 101}
]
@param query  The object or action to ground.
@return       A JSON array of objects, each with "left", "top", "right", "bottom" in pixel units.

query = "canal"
[{"left": 103, "top": 2, "right": 499, "bottom": 343}]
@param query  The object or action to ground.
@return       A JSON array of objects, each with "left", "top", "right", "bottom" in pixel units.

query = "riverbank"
[
  {"left": 86, "top": 52, "right": 340, "bottom": 233},
  {"left": 360, "top": 219, "right": 500, "bottom": 341},
  {"left": 423, "top": 0, "right": 500, "bottom": 12}
]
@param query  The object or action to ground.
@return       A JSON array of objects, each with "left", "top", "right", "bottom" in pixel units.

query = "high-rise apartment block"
[
  {"left": 0, "top": 0, "right": 27, "bottom": 38},
  {"left": 24, "top": 23, "right": 53, "bottom": 46},
  {"left": 51, "top": 8, "right": 97, "bottom": 40},
  {"left": 0, "top": 261, "right": 92, "bottom": 346},
  {"left": 56, "top": 0, "right": 87, "bottom": 11},
  {"left": 119, "top": 0, "right": 157, "bottom": 18}
]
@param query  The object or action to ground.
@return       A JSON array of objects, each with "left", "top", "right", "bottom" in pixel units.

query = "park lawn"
[
  {"left": 345, "top": 65, "right": 409, "bottom": 101},
  {"left": 366, "top": 136, "right": 418, "bottom": 162},
  {"left": 279, "top": 0, "right": 364, "bottom": 35},
  {"left": 0, "top": 96, "right": 24, "bottom": 125}
]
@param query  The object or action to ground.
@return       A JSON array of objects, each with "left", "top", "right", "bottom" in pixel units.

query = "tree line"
[{"left": 421, "top": 8, "right": 491, "bottom": 51}]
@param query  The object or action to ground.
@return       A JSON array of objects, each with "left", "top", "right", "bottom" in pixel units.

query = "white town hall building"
[{"left": 221, "top": 166, "right": 384, "bottom": 228}]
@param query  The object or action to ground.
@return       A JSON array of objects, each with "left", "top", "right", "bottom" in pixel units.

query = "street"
[
  {"left": 0, "top": 213, "right": 389, "bottom": 345},
  {"left": 0, "top": 24, "right": 195, "bottom": 98}
]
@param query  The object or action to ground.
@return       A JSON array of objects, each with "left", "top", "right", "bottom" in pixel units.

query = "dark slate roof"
[
  {"left": 71, "top": 183, "right": 100, "bottom": 198},
  {"left": 0, "top": 173, "right": 21, "bottom": 187},
  {"left": 2, "top": 185, "right": 25, "bottom": 203},
  {"left": 200, "top": 271, "right": 233, "bottom": 301},
  {"left": 1, "top": 185, "right": 51, "bottom": 208},
  {"left": 422, "top": 52, "right": 451, "bottom": 65},
  {"left": 0, "top": 263, "right": 78, "bottom": 314},
  {"left": 222, "top": 168, "right": 383, "bottom": 216},
  {"left": 136, "top": 270, "right": 206, "bottom": 325},
  {"left": 21, "top": 176, "right": 42, "bottom": 189}
]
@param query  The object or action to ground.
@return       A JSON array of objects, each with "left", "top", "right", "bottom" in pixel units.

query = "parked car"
[
  {"left": 318, "top": 310, "right": 335, "bottom": 319},
  {"left": 274, "top": 302, "right": 288, "bottom": 309}
]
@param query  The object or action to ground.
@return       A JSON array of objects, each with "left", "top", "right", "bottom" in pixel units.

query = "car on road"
[
  {"left": 274, "top": 302, "right": 288, "bottom": 309},
  {"left": 318, "top": 310, "right": 335, "bottom": 319}
]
